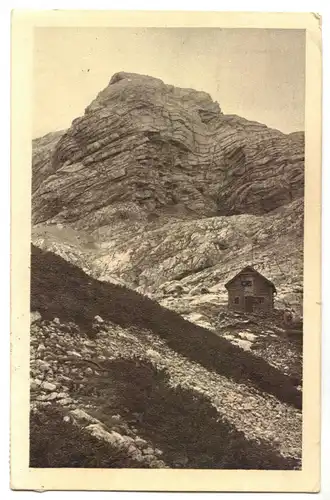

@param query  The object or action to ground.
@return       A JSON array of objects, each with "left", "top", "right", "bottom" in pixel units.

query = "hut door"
[{"left": 244, "top": 296, "right": 254, "bottom": 312}]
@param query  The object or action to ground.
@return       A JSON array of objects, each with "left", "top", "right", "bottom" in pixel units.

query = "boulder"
[
  {"left": 94, "top": 315, "right": 104, "bottom": 324},
  {"left": 31, "top": 311, "right": 41, "bottom": 324},
  {"left": 41, "top": 381, "right": 57, "bottom": 392}
]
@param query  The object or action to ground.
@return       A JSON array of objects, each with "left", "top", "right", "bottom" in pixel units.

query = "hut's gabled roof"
[{"left": 224, "top": 265, "right": 277, "bottom": 293}]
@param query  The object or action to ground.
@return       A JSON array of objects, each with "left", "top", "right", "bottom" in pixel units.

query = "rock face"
[
  {"left": 94, "top": 198, "right": 303, "bottom": 302},
  {"left": 32, "top": 71, "right": 304, "bottom": 228},
  {"left": 32, "top": 130, "right": 66, "bottom": 194},
  {"left": 31, "top": 71, "right": 304, "bottom": 326}
]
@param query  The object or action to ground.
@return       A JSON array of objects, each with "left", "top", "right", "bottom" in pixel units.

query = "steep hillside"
[{"left": 30, "top": 245, "right": 302, "bottom": 469}]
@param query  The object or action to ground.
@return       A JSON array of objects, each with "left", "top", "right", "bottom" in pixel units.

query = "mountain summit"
[{"left": 33, "top": 71, "right": 304, "bottom": 228}]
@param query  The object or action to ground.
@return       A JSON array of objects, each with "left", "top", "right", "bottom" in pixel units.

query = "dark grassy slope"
[
  {"left": 70, "top": 357, "right": 299, "bottom": 470},
  {"left": 30, "top": 244, "right": 302, "bottom": 409},
  {"left": 30, "top": 406, "right": 145, "bottom": 468},
  {"left": 30, "top": 358, "right": 300, "bottom": 469}
]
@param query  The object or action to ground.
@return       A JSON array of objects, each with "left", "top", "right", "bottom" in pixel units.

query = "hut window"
[
  {"left": 241, "top": 279, "right": 252, "bottom": 287},
  {"left": 234, "top": 297, "right": 240, "bottom": 304}
]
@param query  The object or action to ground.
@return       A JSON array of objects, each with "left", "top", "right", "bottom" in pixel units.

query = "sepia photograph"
[{"left": 10, "top": 10, "right": 322, "bottom": 492}]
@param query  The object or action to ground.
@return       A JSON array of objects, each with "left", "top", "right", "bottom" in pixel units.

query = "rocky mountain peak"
[
  {"left": 32, "top": 72, "right": 304, "bottom": 231},
  {"left": 88, "top": 71, "right": 222, "bottom": 118}
]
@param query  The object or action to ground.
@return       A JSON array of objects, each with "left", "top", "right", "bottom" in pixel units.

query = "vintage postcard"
[{"left": 10, "top": 10, "right": 322, "bottom": 492}]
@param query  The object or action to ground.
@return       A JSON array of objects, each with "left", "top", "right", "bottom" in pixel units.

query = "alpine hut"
[{"left": 225, "top": 265, "right": 277, "bottom": 313}]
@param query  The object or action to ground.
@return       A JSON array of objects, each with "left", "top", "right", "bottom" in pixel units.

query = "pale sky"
[{"left": 33, "top": 28, "right": 305, "bottom": 138}]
